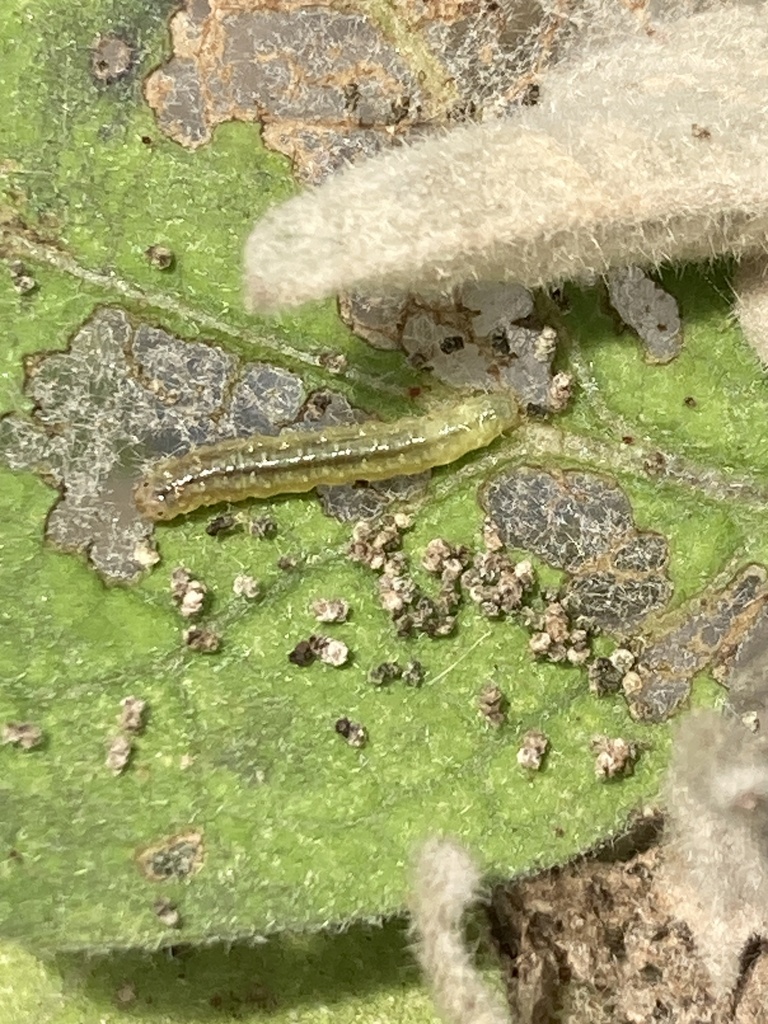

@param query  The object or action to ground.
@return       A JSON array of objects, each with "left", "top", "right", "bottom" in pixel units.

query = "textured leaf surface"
[{"left": 1, "top": 0, "right": 765, "bottom": 988}]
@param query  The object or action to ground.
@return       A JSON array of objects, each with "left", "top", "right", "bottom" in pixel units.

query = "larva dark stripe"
[{"left": 134, "top": 393, "right": 519, "bottom": 521}]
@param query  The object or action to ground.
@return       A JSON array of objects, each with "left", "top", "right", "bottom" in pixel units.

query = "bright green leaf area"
[
  {"left": 563, "top": 263, "right": 768, "bottom": 480},
  {"left": 0, "top": 0, "right": 761, "bottom": 995}
]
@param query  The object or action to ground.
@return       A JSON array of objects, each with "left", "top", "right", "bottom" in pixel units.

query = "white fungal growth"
[
  {"left": 410, "top": 837, "right": 511, "bottom": 1024},
  {"left": 244, "top": 5, "right": 768, "bottom": 350}
]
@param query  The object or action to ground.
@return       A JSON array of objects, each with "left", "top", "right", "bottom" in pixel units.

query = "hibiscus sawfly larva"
[{"left": 134, "top": 392, "right": 519, "bottom": 521}]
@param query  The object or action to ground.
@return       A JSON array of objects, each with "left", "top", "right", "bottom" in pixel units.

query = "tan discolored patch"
[
  {"left": 136, "top": 830, "right": 205, "bottom": 881},
  {"left": 490, "top": 838, "right": 739, "bottom": 1024}
]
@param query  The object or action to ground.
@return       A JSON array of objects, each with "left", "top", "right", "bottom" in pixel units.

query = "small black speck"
[
  {"left": 335, "top": 717, "right": 352, "bottom": 738},
  {"left": 289, "top": 640, "right": 315, "bottom": 667},
  {"left": 440, "top": 335, "right": 465, "bottom": 355},
  {"left": 489, "top": 327, "right": 510, "bottom": 355},
  {"left": 343, "top": 82, "right": 360, "bottom": 113},
  {"left": 388, "top": 94, "right": 411, "bottom": 125},
  {"left": 206, "top": 514, "right": 237, "bottom": 537}
]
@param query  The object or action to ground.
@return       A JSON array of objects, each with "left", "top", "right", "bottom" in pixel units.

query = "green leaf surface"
[{"left": 0, "top": 0, "right": 763, "bottom": 1000}]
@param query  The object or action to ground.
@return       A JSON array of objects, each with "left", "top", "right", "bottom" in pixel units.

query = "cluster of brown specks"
[
  {"left": 119, "top": 696, "right": 146, "bottom": 733},
  {"left": 105, "top": 735, "right": 133, "bottom": 776},
  {"left": 317, "top": 349, "right": 349, "bottom": 376},
  {"left": 183, "top": 626, "right": 222, "bottom": 654},
  {"left": 7, "top": 259, "right": 37, "bottom": 295},
  {"left": 144, "top": 244, "right": 175, "bottom": 271},
  {"left": 516, "top": 729, "right": 550, "bottom": 771},
  {"left": 591, "top": 735, "right": 638, "bottom": 780},
  {"left": 341, "top": 509, "right": 649, "bottom": 780},
  {"left": 349, "top": 515, "right": 538, "bottom": 640},
  {"left": 170, "top": 566, "right": 223, "bottom": 653},
  {"left": 547, "top": 371, "right": 574, "bottom": 413},
  {"left": 2, "top": 721, "right": 43, "bottom": 750},
  {"left": 368, "top": 660, "right": 424, "bottom": 688},
  {"left": 171, "top": 566, "right": 208, "bottom": 618},
  {"left": 478, "top": 684, "right": 509, "bottom": 729},
  {"left": 134, "top": 496, "right": 650, "bottom": 780},
  {"left": 527, "top": 599, "right": 591, "bottom": 666},
  {"left": 587, "top": 647, "right": 638, "bottom": 697},
  {"left": 335, "top": 717, "right": 368, "bottom": 749},
  {"left": 311, "top": 597, "right": 350, "bottom": 624},
  {"left": 105, "top": 696, "right": 146, "bottom": 776},
  {"left": 232, "top": 573, "right": 261, "bottom": 600},
  {"left": 288, "top": 635, "right": 350, "bottom": 669}
]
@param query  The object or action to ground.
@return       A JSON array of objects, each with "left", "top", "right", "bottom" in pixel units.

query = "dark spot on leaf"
[
  {"left": 90, "top": 34, "right": 135, "bottom": 85},
  {"left": 137, "top": 830, "right": 204, "bottom": 881}
]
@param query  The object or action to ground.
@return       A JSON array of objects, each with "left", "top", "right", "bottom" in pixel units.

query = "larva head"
[{"left": 133, "top": 474, "right": 183, "bottom": 522}]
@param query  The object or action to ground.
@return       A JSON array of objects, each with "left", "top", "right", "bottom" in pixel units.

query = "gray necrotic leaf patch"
[
  {"left": 340, "top": 281, "right": 560, "bottom": 412},
  {"left": 144, "top": 5, "right": 429, "bottom": 175},
  {"left": 606, "top": 266, "right": 683, "bottom": 364},
  {"left": 143, "top": 1, "right": 556, "bottom": 179},
  {"left": 482, "top": 465, "right": 672, "bottom": 632},
  {"left": 483, "top": 466, "right": 768, "bottom": 721},
  {"left": 0, "top": 308, "right": 424, "bottom": 581},
  {"left": 630, "top": 566, "right": 768, "bottom": 722}
]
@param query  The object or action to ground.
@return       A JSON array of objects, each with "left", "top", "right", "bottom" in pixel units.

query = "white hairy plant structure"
[
  {"left": 662, "top": 711, "right": 768, "bottom": 996},
  {"left": 243, "top": 5, "right": 768, "bottom": 363},
  {"left": 410, "top": 837, "right": 511, "bottom": 1024}
]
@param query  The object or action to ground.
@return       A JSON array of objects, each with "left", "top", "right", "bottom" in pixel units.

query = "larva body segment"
[{"left": 134, "top": 393, "right": 519, "bottom": 521}]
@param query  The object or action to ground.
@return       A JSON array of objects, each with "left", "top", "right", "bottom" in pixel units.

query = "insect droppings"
[
  {"left": 153, "top": 897, "right": 182, "bottom": 928},
  {"left": 2, "top": 722, "right": 43, "bottom": 750},
  {"left": 335, "top": 717, "right": 368, "bottom": 748},
  {"left": 205, "top": 513, "right": 238, "bottom": 537},
  {"left": 183, "top": 626, "right": 221, "bottom": 653},
  {"left": 134, "top": 393, "right": 519, "bottom": 521},
  {"left": 119, "top": 696, "right": 147, "bottom": 734}
]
